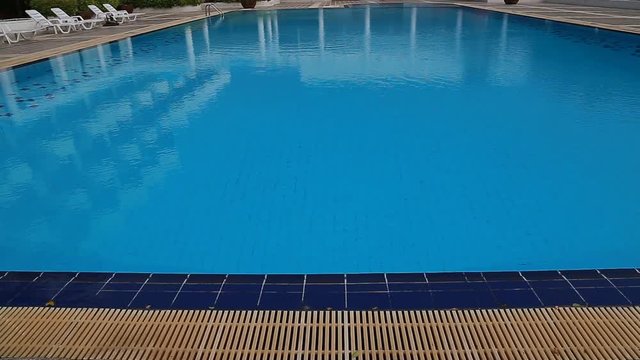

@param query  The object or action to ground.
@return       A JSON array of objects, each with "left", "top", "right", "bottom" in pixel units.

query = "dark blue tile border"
[
  {"left": 110, "top": 273, "right": 149, "bottom": 283},
  {"left": 561, "top": 270, "right": 604, "bottom": 280},
  {"left": 306, "top": 274, "right": 344, "bottom": 284},
  {"left": 74, "top": 273, "right": 113, "bottom": 282},
  {"left": 0, "top": 269, "right": 638, "bottom": 310},
  {"left": 521, "top": 271, "right": 564, "bottom": 281},
  {"left": 386, "top": 273, "right": 426, "bottom": 283},
  {"left": 2, "top": 272, "right": 41, "bottom": 282},
  {"left": 186, "top": 274, "right": 226, "bottom": 284},
  {"left": 347, "top": 273, "right": 386, "bottom": 283},
  {"left": 148, "top": 274, "right": 188, "bottom": 284},
  {"left": 266, "top": 275, "right": 304, "bottom": 284}
]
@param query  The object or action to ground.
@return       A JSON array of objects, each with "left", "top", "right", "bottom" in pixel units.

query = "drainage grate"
[{"left": 1, "top": 307, "right": 640, "bottom": 359}]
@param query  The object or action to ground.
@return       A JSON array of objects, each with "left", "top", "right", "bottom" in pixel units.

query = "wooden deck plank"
[{"left": 1, "top": 306, "right": 640, "bottom": 359}]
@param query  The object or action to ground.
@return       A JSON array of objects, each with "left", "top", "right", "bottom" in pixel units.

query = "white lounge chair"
[
  {"left": 103, "top": 4, "right": 144, "bottom": 22},
  {"left": 25, "top": 9, "right": 75, "bottom": 34},
  {"left": 1, "top": 22, "right": 37, "bottom": 44},
  {"left": 87, "top": 5, "right": 126, "bottom": 23},
  {"left": 1, "top": 24, "right": 18, "bottom": 44},
  {"left": 51, "top": 8, "right": 104, "bottom": 30}
]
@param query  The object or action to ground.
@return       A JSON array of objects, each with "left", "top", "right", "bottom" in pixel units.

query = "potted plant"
[
  {"left": 504, "top": 0, "right": 519, "bottom": 4},
  {"left": 117, "top": 3, "right": 134, "bottom": 13},
  {"left": 240, "top": 0, "right": 256, "bottom": 9},
  {"left": 79, "top": 8, "right": 94, "bottom": 19},
  {"left": 77, "top": 0, "right": 97, "bottom": 19}
]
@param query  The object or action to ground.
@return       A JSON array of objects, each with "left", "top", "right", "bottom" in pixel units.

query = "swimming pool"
[{"left": 1, "top": 6, "right": 639, "bottom": 274}]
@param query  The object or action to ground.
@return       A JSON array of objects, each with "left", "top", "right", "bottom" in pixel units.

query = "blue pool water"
[{"left": 1, "top": 6, "right": 639, "bottom": 274}]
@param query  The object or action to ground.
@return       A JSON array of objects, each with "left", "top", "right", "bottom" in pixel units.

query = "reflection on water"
[
  {"left": 1, "top": 6, "right": 639, "bottom": 273},
  {"left": 0, "top": 19, "right": 231, "bottom": 261}
]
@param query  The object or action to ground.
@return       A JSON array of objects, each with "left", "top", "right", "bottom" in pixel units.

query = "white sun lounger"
[
  {"left": 51, "top": 8, "right": 104, "bottom": 30},
  {"left": 103, "top": 4, "right": 144, "bottom": 22},
  {"left": 87, "top": 5, "right": 126, "bottom": 23},
  {"left": 25, "top": 10, "right": 75, "bottom": 34},
  {"left": 1, "top": 23, "right": 36, "bottom": 44},
  {"left": 1, "top": 24, "right": 18, "bottom": 44}
]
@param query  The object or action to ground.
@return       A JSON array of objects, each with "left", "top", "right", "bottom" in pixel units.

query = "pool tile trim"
[{"left": 1, "top": 269, "right": 638, "bottom": 310}]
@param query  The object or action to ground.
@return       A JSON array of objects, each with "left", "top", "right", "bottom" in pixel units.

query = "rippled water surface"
[{"left": 1, "top": 7, "right": 640, "bottom": 273}]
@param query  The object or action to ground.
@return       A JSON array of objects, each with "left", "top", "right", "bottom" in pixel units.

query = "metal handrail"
[{"left": 204, "top": 3, "right": 224, "bottom": 17}]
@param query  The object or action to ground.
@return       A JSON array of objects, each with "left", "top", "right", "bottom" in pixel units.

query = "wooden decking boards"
[
  {"left": 0, "top": 12, "right": 214, "bottom": 70},
  {"left": 1, "top": 306, "right": 640, "bottom": 359}
]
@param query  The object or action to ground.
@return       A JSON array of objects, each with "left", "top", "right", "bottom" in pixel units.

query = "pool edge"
[
  {"left": 1, "top": 269, "right": 638, "bottom": 311},
  {"left": 457, "top": 2, "right": 640, "bottom": 36}
]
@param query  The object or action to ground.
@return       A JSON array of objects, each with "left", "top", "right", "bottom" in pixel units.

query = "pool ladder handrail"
[{"left": 204, "top": 3, "right": 224, "bottom": 17}]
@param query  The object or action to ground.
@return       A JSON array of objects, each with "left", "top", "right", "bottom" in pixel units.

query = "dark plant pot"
[
  {"left": 79, "top": 10, "right": 94, "bottom": 19},
  {"left": 118, "top": 4, "right": 135, "bottom": 13},
  {"left": 504, "top": 0, "right": 519, "bottom": 4},
  {"left": 241, "top": 0, "right": 257, "bottom": 9}
]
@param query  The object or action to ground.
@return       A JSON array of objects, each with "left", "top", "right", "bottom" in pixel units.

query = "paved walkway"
[
  {"left": 463, "top": 2, "right": 640, "bottom": 34},
  {"left": 1, "top": 1, "right": 639, "bottom": 69}
]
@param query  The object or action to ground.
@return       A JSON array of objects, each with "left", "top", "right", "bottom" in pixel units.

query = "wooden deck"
[
  {"left": 1, "top": 306, "right": 640, "bottom": 359},
  {"left": 0, "top": 12, "right": 214, "bottom": 70}
]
